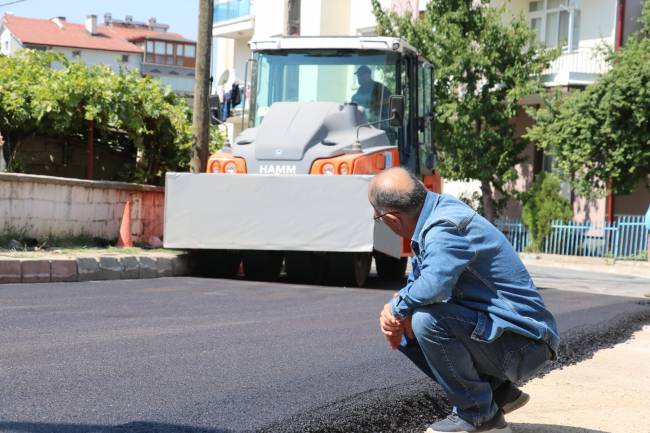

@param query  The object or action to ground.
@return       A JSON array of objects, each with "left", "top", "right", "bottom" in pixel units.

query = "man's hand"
[{"left": 380, "top": 300, "right": 414, "bottom": 351}]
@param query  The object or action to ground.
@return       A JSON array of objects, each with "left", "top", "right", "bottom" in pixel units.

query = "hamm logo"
[{"left": 259, "top": 164, "right": 297, "bottom": 175}]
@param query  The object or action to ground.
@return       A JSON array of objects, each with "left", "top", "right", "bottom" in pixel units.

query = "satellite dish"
[{"left": 217, "top": 70, "right": 230, "bottom": 86}]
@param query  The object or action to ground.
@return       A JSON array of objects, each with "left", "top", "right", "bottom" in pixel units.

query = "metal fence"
[
  {"left": 494, "top": 218, "right": 531, "bottom": 253},
  {"left": 494, "top": 215, "right": 649, "bottom": 260}
]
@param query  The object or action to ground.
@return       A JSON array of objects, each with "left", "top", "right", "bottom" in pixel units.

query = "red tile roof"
[
  {"left": 105, "top": 26, "right": 193, "bottom": 43},
  {"left": 2, "top": 14, "right": 194, "bottom": 54}
]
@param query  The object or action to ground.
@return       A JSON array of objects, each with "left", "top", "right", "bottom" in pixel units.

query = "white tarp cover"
[{"left": 164, "top": 173, "right": 402, "bottom": 257}]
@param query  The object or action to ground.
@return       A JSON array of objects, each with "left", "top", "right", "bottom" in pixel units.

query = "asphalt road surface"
[{"left": 1, "top": 267, "right": 649, "bottom": 433}]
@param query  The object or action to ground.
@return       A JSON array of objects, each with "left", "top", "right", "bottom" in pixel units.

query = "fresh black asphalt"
[{"left": 1, "top": 269, "right": 648, "bottom": 433}]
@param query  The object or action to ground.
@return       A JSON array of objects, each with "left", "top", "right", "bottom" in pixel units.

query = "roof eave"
[{"left": 21, "top": 41, "right": 142, "bottom": 54}]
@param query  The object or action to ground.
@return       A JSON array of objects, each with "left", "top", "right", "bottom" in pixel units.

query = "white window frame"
[{"left": 529, "top": 0, "right": 580, "bottom": 52}]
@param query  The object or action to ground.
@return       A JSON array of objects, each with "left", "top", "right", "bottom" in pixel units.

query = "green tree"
[
  {"left": 372, "top": 0, "right": 557, "bottom": 220},
  {"left": 522, "top": 173, "right": 572, "bottom": 252},
  {"left": 0, "top": 50, "right": 194, "bottom": 184},
  {"left": 527, "top": 3, "right": 650, "bottom": 198},
  {"left": 0, "top": 50, "right": 60, "bottom": 169}
]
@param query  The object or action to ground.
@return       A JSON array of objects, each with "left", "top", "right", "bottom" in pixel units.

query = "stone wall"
[{"left": 0, "top": 173, "right": 164, "bottom": 243}]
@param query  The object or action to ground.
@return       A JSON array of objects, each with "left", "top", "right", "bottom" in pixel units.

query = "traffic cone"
[{"left": 117, "top": 200, "right": 133, "bottom": 248}]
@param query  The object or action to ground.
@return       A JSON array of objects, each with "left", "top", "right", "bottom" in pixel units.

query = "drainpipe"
[{"left": 607, "top": 0, "right": 626, "bottom": 223}]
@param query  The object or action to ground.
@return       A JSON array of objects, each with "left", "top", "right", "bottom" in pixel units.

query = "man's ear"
[{"left": 383, "top": 213, "right": 402, "bottom": 231}]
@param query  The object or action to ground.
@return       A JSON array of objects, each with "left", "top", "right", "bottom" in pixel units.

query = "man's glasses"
[{"left": 373, "top": 211, "right": 399, "bottom": 222}]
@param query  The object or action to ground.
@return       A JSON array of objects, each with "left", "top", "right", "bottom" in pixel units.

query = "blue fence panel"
[
  {"left": 494, "top": 218, "right": 530, "bottom": 253},
  {"left": 494, "top": 215, "right": 648, "bottom": 260},
  {"left": 614, "top": 215, "right": 648, "bottom": 259}
]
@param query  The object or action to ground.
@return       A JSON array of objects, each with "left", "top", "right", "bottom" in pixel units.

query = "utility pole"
[{"left": 190, "top": 0, "right": 214, "bottom": 173}]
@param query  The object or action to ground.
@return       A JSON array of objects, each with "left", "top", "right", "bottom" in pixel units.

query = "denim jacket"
[{"left": 390, "top": 192, "right": 560, "bottom": 353}]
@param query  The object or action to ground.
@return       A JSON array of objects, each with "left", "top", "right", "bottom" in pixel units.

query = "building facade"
[
  {"left": 491, "top": 0, "right": 649, "bottom": 221},
  {"left": 0, "top": 13, "right": 197, "bottom": 98}
]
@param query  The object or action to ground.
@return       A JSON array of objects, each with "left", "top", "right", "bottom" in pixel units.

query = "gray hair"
[{"left": 369, "top": 169, "right": 428, "bottom": 216}]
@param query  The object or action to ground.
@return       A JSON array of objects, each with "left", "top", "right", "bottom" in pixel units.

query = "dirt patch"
[
  {"left": 508, "top": 325, "right": 650, "bottom": 433},
  {"left": 0, "top": 247, "right": 180, "bottom": 260},
  {"left": 258, "top": 307, "right": 650, "bottom": 433}
]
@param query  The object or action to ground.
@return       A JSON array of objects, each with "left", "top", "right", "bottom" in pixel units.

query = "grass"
[{"left": 0, "top": 224, "right": 180, "bottom": 257}]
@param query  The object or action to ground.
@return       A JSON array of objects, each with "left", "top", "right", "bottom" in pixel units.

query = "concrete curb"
[{"left": 0, "top": 254, "right": 190, "bottom": 284}]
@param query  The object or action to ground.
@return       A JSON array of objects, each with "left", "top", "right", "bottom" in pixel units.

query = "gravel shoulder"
[{"left": 508, "top": 325, "right": 650, "bottom": 433}]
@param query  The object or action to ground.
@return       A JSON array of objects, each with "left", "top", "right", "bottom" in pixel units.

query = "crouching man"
[{"left": 369, "top": 167, "right": 559, "bottom": 433}]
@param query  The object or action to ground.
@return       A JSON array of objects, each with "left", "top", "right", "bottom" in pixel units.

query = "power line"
[{"left": 0, "top": 0, "right": 27, "bottom": 7}]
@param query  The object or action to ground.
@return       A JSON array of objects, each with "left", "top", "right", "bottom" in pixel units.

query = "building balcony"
[
  {"left": 213, "top": 0, "right": 254, "bottom": 38},
  {"left": 543, "top": 48, "right": 611, "bottom": 87}
]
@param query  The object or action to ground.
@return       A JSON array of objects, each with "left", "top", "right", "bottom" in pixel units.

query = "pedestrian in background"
[{"left": 369, "top": 167, "right": 559, "bottom": 433}]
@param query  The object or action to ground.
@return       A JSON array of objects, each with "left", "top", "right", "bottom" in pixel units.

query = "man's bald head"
[{"left": 369, "top": 167, "right": 427, "bottom": 217}]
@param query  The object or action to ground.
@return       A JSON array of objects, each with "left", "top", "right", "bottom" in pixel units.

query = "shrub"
[{"left": 522, "top": 173, "right": 572, "bottom": 252}]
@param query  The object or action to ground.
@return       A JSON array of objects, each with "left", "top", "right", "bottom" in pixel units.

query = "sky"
[{"left": 0, "top": 0, "right": 201, "bottom": 40}]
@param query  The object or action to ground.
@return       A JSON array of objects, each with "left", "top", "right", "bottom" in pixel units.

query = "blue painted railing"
[
  {"left": 214, "top": 0, "right": 252, "bottom": 24},
  {"left": 494, "top": 217, "right": 531, "bottom": 253},
  {"left": 494, "top": 215, "right": 649, "bottom": 260}
]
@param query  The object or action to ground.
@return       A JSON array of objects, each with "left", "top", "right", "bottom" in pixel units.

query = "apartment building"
[
  {"left": 0, "top": 13, "right": 197, "bottom": 98},
  {"left": 492, "top": 0, "right": 648, "bottom": 221},
  {"left": 212, "top": 0, "right": 648, "bottom": 220}
]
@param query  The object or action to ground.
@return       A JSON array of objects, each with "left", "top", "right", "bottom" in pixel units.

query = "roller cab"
[{"left": 164, "top": 36, "right": 440, "bottom": 286}]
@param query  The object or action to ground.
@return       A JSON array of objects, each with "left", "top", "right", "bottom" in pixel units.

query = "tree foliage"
[
  {"left": 527, "top": 2, "right": 650, "bottom": 198},
  {"left": 372, "top": 0, "right": 557, "bottom": 220},
  {"left": 0, "top": 50, "right": 205, "bottom": 184},
  {"left": 521, "top": 173, "right": 572, "bottom": 252}
]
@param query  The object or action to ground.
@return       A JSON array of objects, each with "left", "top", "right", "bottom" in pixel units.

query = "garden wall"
[{"left": 0, "top": 173, "right": 164, "bottom": 244}]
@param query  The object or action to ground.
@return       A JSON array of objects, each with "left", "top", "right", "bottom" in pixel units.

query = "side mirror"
[{"left": 388, "top": 95, "right": 404, "bottom": 128}]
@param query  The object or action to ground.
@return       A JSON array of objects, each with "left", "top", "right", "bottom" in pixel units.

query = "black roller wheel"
[
  {"left": 188, "top": 249, "right": 241, "bottom": 278},
  {"left": 242, "top": 250, "right": 284, "bottom": 281},
  {"left": 374, "top": 250, "right": 408, "bottom": 281},
  {"left": 325, "top": 252, "right": 372, "bottom": 287},
  {"left": 285, "top": 251, "right": 327, "bottom": 285}
]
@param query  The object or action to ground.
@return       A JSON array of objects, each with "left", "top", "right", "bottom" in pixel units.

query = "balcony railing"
[
  {"left": 542, "top": 48, "right": 612, "bottom": 85},
  {"left": 547, "top": 49, "right": 610, "bottom": 76},
  {"left": 214, "top": 0, "right": 252, "bottom": 24}
]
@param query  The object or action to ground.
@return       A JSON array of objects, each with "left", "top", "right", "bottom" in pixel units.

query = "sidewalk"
[
  {"left": 507, "top": 325, "right": 650, "bottom": 433},
  {"left": 0, "top": 248, "right": 189, "bottom": 284},
  {"left": 520, "top": 253, "right": 650, "bottom": 279}
]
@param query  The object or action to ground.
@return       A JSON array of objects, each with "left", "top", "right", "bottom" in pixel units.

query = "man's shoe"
[
  {"left": 425, "top": 411, "right": 511, "bottom": 433},
  {"left": 493, "top": 382, "right": 530, "bottom": 414}
]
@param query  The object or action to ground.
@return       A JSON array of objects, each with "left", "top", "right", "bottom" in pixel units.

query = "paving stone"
[
  {"left": 139, "top": 256, "right": 159, "bottom": 279},
  {"left": 98, "top": 256, "right": 123, "bottom": 280},
  {"left": 156, "top": 256, "right": 174, "bottom": 277},
  {"left": 21, "top": 260, "right": 50, "bottom": 283},
  {"left": 172, "top": 255, "right": 190, "bottom": 276},
  {"left": 0, "top": 260, "right": 22, "bottom": 284},
  {"left": 50, "top": 259, "right": 78, "bottom": 282},
  {"left": 77, "top": 257, "right": 100, "bottom": 281},
  {"left": 120, "top": 256, "right": 140, "bottom": 280}
]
